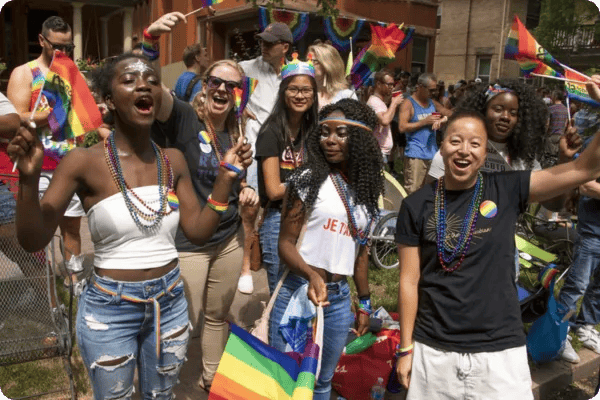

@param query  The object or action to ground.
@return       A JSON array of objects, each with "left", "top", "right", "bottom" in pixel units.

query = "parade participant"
[
  {"left": 7, "top": 53, "right": 252, "bottom": 399},
  {"left": 395, "top": 107, "right": 600, "bottom": 399},
  {"left": 272, "top": 99, "right": 383, "bottom": 400},
  {"left": 306, "top": 41, "right": 356, "bottom": 109},
  {"left": 367, "top": 70, "right": 404, "bottom": 170},
  {"left": 173, "top": 44, "right": 209, "bottom": 103},
  {"left": 7, "top": 16, "right": 86, "bottom": 289},
  {"left": 398, "top": 73, "right": 452, "bottom": 194},
  {"left": 543, "top": 90, "right": 570, "bottom": 167},
  {"left": 255, "top": 53, "right": 318, "bottom": 293}
]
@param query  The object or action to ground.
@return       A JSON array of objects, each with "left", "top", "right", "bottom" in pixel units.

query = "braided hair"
[
  {"left": 457, "top": 78, "right": 548, "bottom": 169},
  {"left": 286, "top": 99, "right": 384, "bottom": 221}
]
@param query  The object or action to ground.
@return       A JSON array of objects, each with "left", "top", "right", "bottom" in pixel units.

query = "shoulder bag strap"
[{"left": 184, "top": 74, "right": 203, "bottom": 101}]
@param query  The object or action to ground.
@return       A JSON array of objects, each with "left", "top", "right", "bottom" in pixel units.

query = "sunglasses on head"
[
  {"left": 41, "top": 34, "right": 75, "bottom": 54},
  {"left": 205, "top": 76, "right": 241, "bottom": 94}
]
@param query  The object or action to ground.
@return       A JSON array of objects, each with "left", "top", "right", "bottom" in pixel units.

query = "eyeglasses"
[
  {"left": 206, "top": 76, "right": 241, "bottom": 94},
  {"left": 286, "top": 86, "right": 314, "bottom": 97},
  {"left": 40, "top": 34, "right": 75, "bottom": 54},
  {"left": 380, "top": 81, "right": 395, "bottom": 88}
]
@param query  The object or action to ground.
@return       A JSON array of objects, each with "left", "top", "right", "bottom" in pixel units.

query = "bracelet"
[
  {"left": 357, "top": 308, "right": 370, "bottom": 317},
  {"left": 397, "top": 348, "right": 413, "bottom": 358},
  {"left": 358, "top": 294, "right": 371, "bottom": 301},
  {"left": 142, "top": 28, "right": 159, "bottom": 61},
  {"left": 219, "top": 161, "right": 242, "bottom": 176},
  {"left": 396, "top": 343, "right": 414, "bottom": 353},
  {"left": 207, "top": 195, "right": 228, "bottom": 214},
  {"left": 143, "top": 27, "right": 160, "bottom": 41},
  {"left": 358, "top": 298, "right": 372, "bottom": 315}
]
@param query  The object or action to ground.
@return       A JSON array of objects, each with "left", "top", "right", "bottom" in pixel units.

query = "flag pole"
[
  {"left": 530, "top": 73, "right": 588, "bottom": 84},
  {"left": 184, "top": 6, "right": 205, "bottom": 18}
]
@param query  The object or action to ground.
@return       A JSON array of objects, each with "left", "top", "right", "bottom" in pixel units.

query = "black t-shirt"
[
  {"left": 151, "top": 98, "right": 241, "bottom": 251},
  {"left": 255, "top": 125, "right": 306, "bottom": 209},
  {"left": 395, "top": 171, "right": 531, "bottom": 353}
]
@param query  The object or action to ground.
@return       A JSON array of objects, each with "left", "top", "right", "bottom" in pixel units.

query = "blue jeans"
[
  {"left": 269, "top": 273, "right": 354, "bottom": 400},
  {"left": 259, "top": 208, "right": 283, "bottom": 294},
  {"left": 0, "top": 182, "right": 15, "bottom": 224},
  {"left": 76, "top": 267, "right": 189, "bottom": 400},
  {"left": 557, "top": 235, "right": 600, "bottom": 329}
]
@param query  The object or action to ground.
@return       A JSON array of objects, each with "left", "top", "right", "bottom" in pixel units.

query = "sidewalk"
[{"left": 69, "top": 217, "right": 600, "bottom": 400}]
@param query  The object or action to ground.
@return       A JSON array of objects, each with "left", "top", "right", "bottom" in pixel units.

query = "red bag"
[{"left": 332, "top": 329, "right": 401, "bottom": 400}]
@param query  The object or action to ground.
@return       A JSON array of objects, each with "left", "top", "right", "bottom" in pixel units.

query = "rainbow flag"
[
  {"left": 350, "top": 23, "right": 407, "bottom": 89},
  {"left": 235, "top": 77, "right": 258, "bottom": 119},
  {"left": 504, "top": 15, "right": 559, "bottom": 68},
  {"left": 564, "top": 69, "right": 600, "bottom": 107},
  {"left": 515, "top": 57, "right": 563, "bottom": 78},
  {"left": 197, "top": 0, "right": 223, "bottom": 8},
  {"left": 259, "top": 7, "right": 309, "bottom": 42},
  {"left": 43, "top": 50, "right": 102, "bottom": 141},
  {"left": 209, "top": 323, "right": 319, "bottom": 400}
]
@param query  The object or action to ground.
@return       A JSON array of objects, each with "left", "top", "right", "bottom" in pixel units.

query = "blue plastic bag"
[{"left": 526, "top": 277, "right": 569, "bottom": 364}]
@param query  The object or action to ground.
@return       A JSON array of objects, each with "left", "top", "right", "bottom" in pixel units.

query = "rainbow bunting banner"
[
  {"left": 192, "top": 0, "right": 224, "bottom": 9},
  {"left": 350, "top": 23, "right": 407, "bottom": 89},
  {"left": 504, "top": 15, "right": 560, "bottom": 68},
  {"left": 208, "top": 323, "right": 319, "bottom": 400},
  {"left": 323, "top": 17, "right": 365, "bottom": 52},
  {"left": 259, "top": 7, "right": 309, "bottom": 42},
  {"left": 515, "top": 57, "right": 563, "bottom": 78},
  {"left": 43, "top": 50, "right": 102, "bottom": 142},
  {"left": 564, "top": 69, "right": 600, "bottom": 107},
  {"left": 235, "top": 76, "right": 258, "bottom": 119}
]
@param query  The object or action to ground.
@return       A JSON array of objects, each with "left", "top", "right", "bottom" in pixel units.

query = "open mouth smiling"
[{"left": 134, "top": 95, "right": 154, "bottom": 114}]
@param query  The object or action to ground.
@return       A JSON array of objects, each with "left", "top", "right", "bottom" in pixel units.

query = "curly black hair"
[
  {"left": 457, "top": 78, "right": 548, "bottom": 169},
  {"left": 286, "top": 98, "right": 384, "bottom": 221},
  {"left": 90, "top": 52, "right": 152, "bottom": 100}
]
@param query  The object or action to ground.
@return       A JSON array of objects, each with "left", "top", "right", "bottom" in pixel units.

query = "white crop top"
[
  {"left": 87, "top": 186, "right": 180, "bottom": 269},
  {"left": 298, "top": 175, "right": 370, "bottom": 276}
]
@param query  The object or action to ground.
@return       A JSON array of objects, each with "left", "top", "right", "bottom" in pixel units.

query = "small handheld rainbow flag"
[
  {"left": 515, "top": 57, "right": 563, "bottom": 78},
  {"left": 209, "top": 323, "right": 319, "bottom": 400},
  {"left": 564, "top": 69, "right": 600, "bottom": 107},
  {"left": 235, "top": 77, "right": 258, "bottom": 119},
  {"left": 43, "top": 50, "right": 103, "bottom": 141}
]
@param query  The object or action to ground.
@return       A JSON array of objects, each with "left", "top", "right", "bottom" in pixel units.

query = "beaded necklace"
[
  {"left": 104, "top": 132, "right": 176, "bottom": 232},
  {"left": 434, "top": 172, "right": 484, "bottom": 272},
  {"left": 330, "top": 172, "right": 373, "bottom": 245},
  {"left": 202, "top": 118, "right": 233, "bottom": 162}
]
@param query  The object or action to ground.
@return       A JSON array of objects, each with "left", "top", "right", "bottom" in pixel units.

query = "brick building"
[{"left": 434, "top": 0, "right": 541, "bottom": 85}]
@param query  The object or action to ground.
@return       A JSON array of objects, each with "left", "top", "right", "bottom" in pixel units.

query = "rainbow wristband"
[
  {"left": 219, "top": 161, "right": 242, "bottom": 176},
  {"left": 397, "top": 348, "right": 413, "bottom": 358},
  {"left": 396, "top": 343, "right": 414, "bottom": 353},
  {"left": 142, "top": 28, "right": 159, "bottom": 61},
  {"left": 207, "top": 195, "right": 228, "bottom": 214}
]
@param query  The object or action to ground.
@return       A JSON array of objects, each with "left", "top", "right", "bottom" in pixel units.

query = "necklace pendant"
[{"left": 167, "top": 190, "right": 179, "bottom": 211}]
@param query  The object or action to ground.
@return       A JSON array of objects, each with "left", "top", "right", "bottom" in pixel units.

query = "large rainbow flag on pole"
[
  {"left": 504, "top": 15, "right": 560, "bottom": 69},
  {"left": 43, "top": 50, "right": 103, "bottom": 141},
  {"left": 209, "top": 323, "right": 319, "bottom": 400},
  {"left": 515, "top": 57, "right": 563, "bottom": 78}
]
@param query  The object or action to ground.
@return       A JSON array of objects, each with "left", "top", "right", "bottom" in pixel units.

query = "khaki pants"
[
  {"left": 179, "top": 227, "right": 244, "bottom": 387},
  {"left": 403, "top": 157, "right": 431, "bottom": 195}
]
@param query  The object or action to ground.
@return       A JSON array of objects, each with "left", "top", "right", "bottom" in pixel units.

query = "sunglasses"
[
  {"left": 205, "top": 76, "right": 241, "bottom": 94},
  {"left": 41, "top": 34, "right": 75, "bottom": 54}
]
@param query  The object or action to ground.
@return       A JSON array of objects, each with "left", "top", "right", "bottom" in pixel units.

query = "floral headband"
[{"left": 485, "top": 84, "right": 515, "bottom": 103}]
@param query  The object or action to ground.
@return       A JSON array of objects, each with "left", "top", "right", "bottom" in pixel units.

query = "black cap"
[{"left": 256, "top": 22, "right": 293, "bottom": 44}]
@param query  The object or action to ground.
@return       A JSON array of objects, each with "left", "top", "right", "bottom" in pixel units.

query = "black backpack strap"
[{"left": 184, "top": 74, "right": 203, "bottom": 102}]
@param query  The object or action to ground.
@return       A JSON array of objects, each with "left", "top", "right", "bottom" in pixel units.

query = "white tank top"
[
  {"left": 87, "top": 186, "right": 180, "bottom": 269},
  {"left": 298, "top": 176, "right": 370, "bottom": 276}
]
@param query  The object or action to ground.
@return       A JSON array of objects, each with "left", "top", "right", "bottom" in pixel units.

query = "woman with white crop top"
[
  {"left": 269, "top": 99, "right": 384, "bottom": 400},
  {"left": 7, "top": 53, "right": 252, "bottom": 400}
]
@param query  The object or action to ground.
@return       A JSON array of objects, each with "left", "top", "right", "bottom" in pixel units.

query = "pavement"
[{"left": 56, "top": 218, "right": 600, "bottom": 400}]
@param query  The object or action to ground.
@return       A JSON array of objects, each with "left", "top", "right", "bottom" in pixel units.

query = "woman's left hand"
[
  {"left": 355, "top": 312, "right": 370, "bottom": 337},
  {"left": 220, "top": 138, "right": 253, "bottom": 179},
  {"left": 239, "top": 186, "right": 259, "bottom": 207}
]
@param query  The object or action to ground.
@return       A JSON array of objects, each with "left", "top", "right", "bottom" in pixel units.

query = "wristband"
[
  {"left": 207, "top": 194, "right": 228, "bottom": 214},
  {"left": 219, "top": 161, "right": 242, "bottom": 176},
  {"left": 396, "top": 343, "right": 414, "bottom": 353},
  {"left": 357, "top": 308, "right": 370, "bottom": 317},
  {"left": 142, "top": 28, "right": 159, "bottom": 61},
  {"left": 397, "top": 348, "right": 413, "bottom": 358},
  {"left": 358, "top": 298, "right": 372, "bottom": 315}
]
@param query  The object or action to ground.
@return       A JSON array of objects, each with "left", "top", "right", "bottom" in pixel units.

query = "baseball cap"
[{"left": 256, "top": 22, "right": 293, "bottom": 44}]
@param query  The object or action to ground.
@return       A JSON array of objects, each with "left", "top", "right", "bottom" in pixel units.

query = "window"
[
  {"left": 411, "top": 36, "right": 429, "bottom": 73},
  {"left": 476, "top": 57, "right": 492, "bottom": 84}
]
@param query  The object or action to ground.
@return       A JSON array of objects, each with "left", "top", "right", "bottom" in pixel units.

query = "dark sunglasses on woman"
[{"left": 205, "top": 76, "right": 241, "bottom": 94}]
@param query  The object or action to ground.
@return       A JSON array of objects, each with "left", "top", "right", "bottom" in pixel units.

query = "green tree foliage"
[{"left": 534, "top": 0, "right": 599, "bottom": 53}]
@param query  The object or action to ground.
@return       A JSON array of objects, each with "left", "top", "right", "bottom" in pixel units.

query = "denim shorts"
[
  {"left": 76, "top": 266, "right": 189, "bottom": 400},
  {"left": 0, "top": 182, "right": 15, "bottom": 225}
]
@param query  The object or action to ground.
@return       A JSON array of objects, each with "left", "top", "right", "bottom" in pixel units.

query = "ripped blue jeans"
[{"left": 76, "top": 266, "right": 189, "bottom": 400}]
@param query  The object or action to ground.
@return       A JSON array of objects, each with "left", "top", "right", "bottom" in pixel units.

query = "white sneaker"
[
  {"left": 560, "top": 335, "right": 580, "bottom": 363},
  {"left": 237, "top": 274, "right": 254, "bottom": 294},
  {"left": 576, "top": 325, "right": 600, "bottom": 354}
]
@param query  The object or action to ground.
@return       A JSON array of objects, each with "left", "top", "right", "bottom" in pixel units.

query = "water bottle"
[{"left": 370, "top": 377, "right": 385, "bottom": 400}]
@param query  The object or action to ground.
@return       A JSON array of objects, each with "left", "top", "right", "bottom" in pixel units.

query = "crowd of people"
[{"left": 3, "top": 10, "right": 600, "bottom": 400}]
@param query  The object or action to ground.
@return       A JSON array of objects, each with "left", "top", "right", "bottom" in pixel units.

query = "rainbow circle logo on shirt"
[
  {"left": 167, "top": 190, "right": 179, "bottom": 211},
  {"left": 479, "top": 200, "right": 497, "bottom": 218}
]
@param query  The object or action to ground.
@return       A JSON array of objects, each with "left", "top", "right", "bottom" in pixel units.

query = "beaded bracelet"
[
  {"left": 397, "top": 348, "right": 413, "bottom": 358},
  {"left": 219, "top": 161, "right": 242, "bottom": 177},
  {"left": 142, "top": 28, "right": 159, "bottom": 61},
  {"left": 207, "top": 195, "right": 228, "bottom": 214}
]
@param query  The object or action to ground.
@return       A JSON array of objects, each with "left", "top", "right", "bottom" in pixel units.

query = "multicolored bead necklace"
[
  {"left": 200, "top": 118, "right": 233, "bottom": 162},
  {"left": 434, "top": 172, "right": 484, "bottom": 272},
  {"left": 330, "top": 172, "right": 373, "bottom": 245},
  {"left": 105, "top": 132, "right": 177, "bottom": 232}
]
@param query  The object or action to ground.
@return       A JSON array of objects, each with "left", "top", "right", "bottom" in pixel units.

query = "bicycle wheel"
[{"left": 370, "top": 212, "right": 399, "bottom": 269}]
